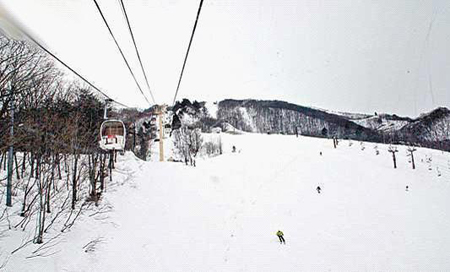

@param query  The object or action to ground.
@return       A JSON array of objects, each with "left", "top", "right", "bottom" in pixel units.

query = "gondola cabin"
[{"left": 99, "top": 120, "right": 126, "bottom": 151}]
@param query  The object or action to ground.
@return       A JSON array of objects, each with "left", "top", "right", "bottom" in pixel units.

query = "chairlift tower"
[{"left": 156, "top": 105, "right": 165, "bottom": 162}]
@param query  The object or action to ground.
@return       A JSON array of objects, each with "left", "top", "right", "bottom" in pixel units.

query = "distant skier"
[
  {"left": 316, "top": 186, "right": 321, "bottom": 194},
  {"left": 320, "top": 151, "right": 322, "bottom": 156},
  {"left": 276, "top": 230, "right": 286, "bottom": 244},
  {"left": 232, "top": 146, "right": 236, "bottom": 153},
  {"left": 406, "top": 185, "right": 409, "bottom": 191}
]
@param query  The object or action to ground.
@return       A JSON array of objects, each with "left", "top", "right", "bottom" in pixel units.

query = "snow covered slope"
[
  {"left": 400, "top": 107, "right": 450, "bottom": 142},
  {"left": 351, "top": 114, "right": 411, "bottom": 132},
  {"left": 3, "top": 134, "right": 450, "bottom": 271},
  {"left": 173, "top": 99, "right": 450, "bottom": 149}
]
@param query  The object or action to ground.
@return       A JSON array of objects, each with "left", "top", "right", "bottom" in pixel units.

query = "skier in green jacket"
[{"left": 277, "top": 230, "right": 286, "bottom": 244}]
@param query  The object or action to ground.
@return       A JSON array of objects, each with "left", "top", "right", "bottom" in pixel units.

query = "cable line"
[
  {"left": 172, "top": 0, "right": 204, "bottom": 106},
  {"left": 92, "top": 0, "right": 151, "bottom": 106},
  {"left": 119, "top": 0, "right": 156, "bottom": 104},
  {"left": 19, "top": 26, "right": 130, "bottom": 108}
]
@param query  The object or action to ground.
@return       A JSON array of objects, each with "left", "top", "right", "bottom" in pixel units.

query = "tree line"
[{"left": 0, "top": 35, "right": 117, "bottom": 248}]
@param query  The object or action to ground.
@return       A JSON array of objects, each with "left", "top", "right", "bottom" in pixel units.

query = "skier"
[
  {"left": 276, "top": 230, "right": 286, "bottom": 244},
  {"left": 406, "top": 185, "right": 409, "bottom": 191},
  {"left": 316, "top": 186, "right": 321, "bottom": 194},
  {"left": 320, "top": 151, "right": 322, "bottom": 156},
  {"left": 232, "top": 146, "right": 236, "bottom": 153}
]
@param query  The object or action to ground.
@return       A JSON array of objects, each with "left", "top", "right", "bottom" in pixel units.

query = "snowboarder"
[
  {"left": 276, "top": 230, "right": 285, "bottom": 244},
  {"left": 316, "top": 186, "right": 321, "bottom": 194}
]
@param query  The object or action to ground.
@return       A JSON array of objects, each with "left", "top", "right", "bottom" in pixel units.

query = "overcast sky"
[{"left": 3, "top": 0, "right": 450, "bottom": 117}]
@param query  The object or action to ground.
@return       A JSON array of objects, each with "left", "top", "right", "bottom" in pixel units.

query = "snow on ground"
[
  {"left": 222, "top": 123, "right": 245, "bottom": 134},
  {"left": 3, "top": 133, "right": 450, "bottom": 271}
]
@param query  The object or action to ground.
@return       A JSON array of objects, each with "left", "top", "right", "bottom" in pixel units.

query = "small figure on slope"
[
  {"left": 232, "top": 146, "right": 236, "bottom": 153},
  {"left": 406, "top": 185, "right": 409, "bottom": 191},
  {"left": 277, "top": 230, "right": 286, "bottom": 244},
  {"left": 316, "top": 186, "right": 321, "bottom": 194}
]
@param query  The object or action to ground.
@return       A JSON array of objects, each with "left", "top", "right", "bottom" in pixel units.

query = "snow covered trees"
[
  {"left": 173, "top": 126, "right": 203, "bottom": 166},
  {"left": 203, "top": 135, "right": 222, "bottom": 157}
]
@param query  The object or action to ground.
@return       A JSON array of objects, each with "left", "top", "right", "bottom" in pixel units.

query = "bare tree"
[{"left": 0, "top": 34, "right": 113, "bottom": 250}]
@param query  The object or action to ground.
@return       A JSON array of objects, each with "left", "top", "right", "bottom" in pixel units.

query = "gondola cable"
[
  {"left": 118, "top": 0, "right": 156, "bottom": 105},
  {"left": 18, "top": 28, "right": 130, "bottom": 108},
  {"left": 171, "top": 0, "right": 204, "bottom": 106},
  {"left": 92, "top": 0, "right": 152, "bottom": 107}
]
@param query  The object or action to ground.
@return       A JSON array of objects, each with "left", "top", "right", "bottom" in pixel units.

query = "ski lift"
[{"left": 99, "top": 120, "right": 126, "bottom": 151}]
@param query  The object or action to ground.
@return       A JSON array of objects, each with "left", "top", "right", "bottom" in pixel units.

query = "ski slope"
[{"left": 4, "top": 133, "right": 450, "bottom": 271}]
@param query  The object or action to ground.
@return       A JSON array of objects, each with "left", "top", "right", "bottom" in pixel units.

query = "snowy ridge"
[
  {"left": 310, "top": 106, "right": 372, "bottom": 120},
  {"left": 217, "top": 99, "right": 378, "bottom": 140},
  {"left": 173, "top": 99, "right": 450, "bottom": 148},
  {"left": 352, "top": 116, "right": 410, "bottom": 132}
]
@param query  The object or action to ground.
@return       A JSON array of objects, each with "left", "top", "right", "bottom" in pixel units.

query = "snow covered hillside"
[
  {"left": 351, "top": 114, "right": 411, "bottom": 132},
  {"left": 400, "top": 107, "right": 450, "bottom": 142},
  {"left": 3, "top": 133, "right": 450, "bottom": 271}
]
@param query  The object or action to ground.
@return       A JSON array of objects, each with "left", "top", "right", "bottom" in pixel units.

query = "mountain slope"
[
  {"left": 350, "top": 114, "right": 412, "bottom": 132},
  {"left": 4, "top": 133, "right": 450, "bottom": 271},
  {"left": 173, "top": 99, "right": 450, "bottom": 150},
  {"left": 215, "top": 99, "right": 380, "bottom": 141},
  {"left": 399, "top": 107, "right": 450, "bottom": 143}
]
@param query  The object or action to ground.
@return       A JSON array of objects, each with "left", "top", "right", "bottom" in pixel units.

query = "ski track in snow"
[{"left": 3, "top": 134, "right": 450, "bottom": 271}]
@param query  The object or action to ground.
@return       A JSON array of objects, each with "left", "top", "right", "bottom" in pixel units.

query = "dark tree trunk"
[
  {"left": 46, "top": 160, "right": 55, "bottom": 213},
  {"left": 71, "top": 154, "right": 78, "bottom": 210},
  {"left": 35, "top": 155, "right": 40, "bottom": 179},
  {"left": 109, "top": 151, "right": 113, "bottom": 182},
  {"left": 100, "top": 153, "right": 106, "bottom": 192},
  {"left": 1, "top": 152, "right": 6, "bottom": 170},
  {"left": 14, "top": 152, "right": 20, "bottom": 179},
  {"left": 30, "top": 153, "right": 35, "bottom": 178},
  {"left": 21, "top": 152, "right": 27, "bottom": 177},
  {"left": 88, "top": 153, "right": 97, "bottom": 202},
  {"left": 56, "top": 154, "right": 62, "bottom": 179}
]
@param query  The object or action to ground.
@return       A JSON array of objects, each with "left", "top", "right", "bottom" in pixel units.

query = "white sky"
[{"left": 3, "top": 0, "right": 450, "bottom": 116}]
